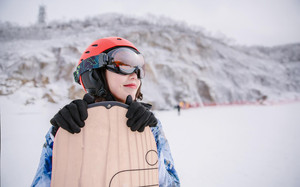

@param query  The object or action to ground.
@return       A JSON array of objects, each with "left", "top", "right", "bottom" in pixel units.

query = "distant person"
[
  {"left": 175, "top": 104, "right": 181, "bottom": 115},
  {"left": 258, "top": 95, "right": 267, "bottom": 105},
  {"left": 31, "top": 37, "right": 180, "bottom": 186}
]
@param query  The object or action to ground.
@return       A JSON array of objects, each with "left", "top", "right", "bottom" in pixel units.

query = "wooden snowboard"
[{"left": 51, "top": 101, "right": 159, "bottom": 187}]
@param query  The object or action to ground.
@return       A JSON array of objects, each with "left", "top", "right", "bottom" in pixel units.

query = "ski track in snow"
[{"left": 1, "top": 97, "right": 300, "bottom": 187}]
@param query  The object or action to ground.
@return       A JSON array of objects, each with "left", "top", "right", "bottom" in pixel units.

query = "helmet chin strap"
[{"left": 99, "top": 69, "right": 115, "bottom": 101}]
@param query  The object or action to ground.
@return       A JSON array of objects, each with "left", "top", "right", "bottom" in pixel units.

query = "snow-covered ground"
[
  {"left": 157, "top": 102, "right": 300, "bottom": 187},
  {"left": 1, "top": 97, "right": 300, "bottom": 187}
]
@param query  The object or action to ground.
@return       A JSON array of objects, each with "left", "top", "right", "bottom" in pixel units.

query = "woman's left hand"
[{"left": 125, "top": 95, "right": 158, "bottom": 132}]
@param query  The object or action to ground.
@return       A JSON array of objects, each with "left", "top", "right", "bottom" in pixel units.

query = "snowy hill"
[{"left": 1, "top": 14, "right": 299, "bottom": 109}]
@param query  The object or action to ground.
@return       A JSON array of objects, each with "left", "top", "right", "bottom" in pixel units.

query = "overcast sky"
[{"left": 0, "top": 0, "right": 299, "bottom": 46}]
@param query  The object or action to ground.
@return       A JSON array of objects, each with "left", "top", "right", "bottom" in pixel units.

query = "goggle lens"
[{"left": 107, "top": 48, "right": 145, "bottom": 79}]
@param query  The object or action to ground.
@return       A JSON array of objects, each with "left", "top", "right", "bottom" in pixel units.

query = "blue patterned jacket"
[{"left": 31, "top": 120, "right": 180, "bottom": 187}]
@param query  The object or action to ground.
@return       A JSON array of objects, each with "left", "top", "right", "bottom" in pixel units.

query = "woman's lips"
[{"left": 124, "top": 83, "right": 137, "bottom": 89}]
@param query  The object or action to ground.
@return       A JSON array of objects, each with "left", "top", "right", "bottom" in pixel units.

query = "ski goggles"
[{"left": 74, "top": 47, "right": 145, "bottom": 84}]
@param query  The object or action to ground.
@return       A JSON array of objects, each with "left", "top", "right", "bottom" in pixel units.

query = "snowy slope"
[
  {"left": 156, "top": 103, "right": 300, "bottom": 187},
  {"left": 1, "top": 14, "right": 300, "bottom": 109}
]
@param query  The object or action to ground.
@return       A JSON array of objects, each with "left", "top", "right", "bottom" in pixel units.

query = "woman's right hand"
[{"left": 50, "top": 93, "right": 95, "bottom": 135}]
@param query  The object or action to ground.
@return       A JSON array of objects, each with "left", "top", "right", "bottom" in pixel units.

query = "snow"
[
  {"left": 156, "top": 103, "right": 300, "bottom": 186},
  {"left": 1, "top": 96, "right": 300, "bottom": 187}
]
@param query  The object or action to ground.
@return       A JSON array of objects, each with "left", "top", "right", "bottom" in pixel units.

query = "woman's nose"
[{"left": 129, "top": 72, "right": 138, "bottom": 79}]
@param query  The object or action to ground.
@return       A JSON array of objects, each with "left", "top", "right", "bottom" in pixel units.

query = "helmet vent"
[
  {"left": 117, "top": 38, "right": 122, "bottom": 40},
  {"left": 85, "top": 51, "right": 90, "bottom": 54},
  {"left": 92, "top": 44, "right": 98, "bottom": 47}
]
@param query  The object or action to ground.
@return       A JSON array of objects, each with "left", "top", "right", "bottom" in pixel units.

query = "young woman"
[{"left": 31, "top": 37, "right": 180, "bottom": 187}]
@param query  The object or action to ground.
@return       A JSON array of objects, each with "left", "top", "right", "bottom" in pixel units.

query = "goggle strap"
[{"left": 73, "top": 53, "right": 108, "bottom": 84}]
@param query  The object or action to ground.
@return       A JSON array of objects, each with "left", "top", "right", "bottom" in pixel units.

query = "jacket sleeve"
[
  {"left": 31, "top": 127, "right": 54, "bottom": 187},
  {"left": 151, "top": 120, "right": 180, "bottom": 187}
]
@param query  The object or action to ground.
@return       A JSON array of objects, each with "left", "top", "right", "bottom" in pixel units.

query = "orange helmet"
[{"left": 78, "top": 37, "right": 138, "bottom": 65}]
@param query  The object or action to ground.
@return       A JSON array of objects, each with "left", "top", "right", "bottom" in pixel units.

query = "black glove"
[
  {"left": 50, "top": 93, "right": 95, "bottom": 135},
  {"left": 125, "top": 95, "right": 158, "bottom": 132}
]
